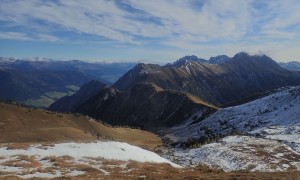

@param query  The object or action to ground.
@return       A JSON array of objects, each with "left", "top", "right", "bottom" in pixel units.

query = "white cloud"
[
  {"left": 0, "top": 31, "right": 32, "bottom": 41},
  {"left": 127, "top": 0, "right": 253, "bottom": 40},
  {"left": 0, "top": 0, "right": 255, "bottom": 43},
  {"left": 0, "top": 31, "right": 61, "bottom": 42},
  {"left": 36, "top": 34, "right": 61, "bottom": 42},
  {"left": 0, "top": 0, "right": 300, "bottom": 61}
]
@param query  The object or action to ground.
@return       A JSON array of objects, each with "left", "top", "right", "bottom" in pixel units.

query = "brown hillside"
[
  {"left": 76, "top": 82, "right": 217, "bottom": 129},
  {"left": 0, "top": 102, "right": 161, "bottom": 150}
]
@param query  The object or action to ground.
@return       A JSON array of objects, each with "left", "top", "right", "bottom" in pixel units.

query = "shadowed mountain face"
[
  {"left": 48, "top": 80, "right": 106, "bottom": 112},
  {"left": 113, "top": 52, "right": 300, "bottom": 107},
  {"left": 76, "top": 83, "right": 216, "bottom": 129}
]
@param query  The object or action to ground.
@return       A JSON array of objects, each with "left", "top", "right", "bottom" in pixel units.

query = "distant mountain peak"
[
  {"left": 172, "top": 55, "right": 207, "bottom": 67},
  {"left": 0, "top": 57, "right": 17, "bottom": 63},
  {"left": 232, "top": 52, "right": 250, "bottom": 59},
  {"left": 178, "top": 55, "right": 201, "bottom": 62},
  {"left": 208, "top": 55, "right": 230, "bottom": 64},
  {"left": 278, "top": 61, "right": 300, "bottom": 71}
]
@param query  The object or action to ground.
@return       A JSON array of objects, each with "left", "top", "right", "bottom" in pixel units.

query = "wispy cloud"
[
  {"left": 0, "top": 0, "right": 300, "bottom": 61},
  {"left": 0, "top": 31, "right": 33, "bottom": 41},
  {"left": 0, "top": 31, "right": 61, "bottom": 42}
]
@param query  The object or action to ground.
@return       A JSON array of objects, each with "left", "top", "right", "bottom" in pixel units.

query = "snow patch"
[{"left": 0, "top": 141, "right": 180, "bottom": 178}]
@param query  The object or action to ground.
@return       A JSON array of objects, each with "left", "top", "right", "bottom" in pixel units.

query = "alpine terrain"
[
  {"left": 162, "top": 86, "right": 300, "bottom": 172},
  {"left": 2, "top": 0, "right": 300, "bottom": 178},
  {"left": 0, "top": 57, "right": 135, "bottom": 107},
  {"left": 113, "top": 52, "right": 300, "bottom": 106}
]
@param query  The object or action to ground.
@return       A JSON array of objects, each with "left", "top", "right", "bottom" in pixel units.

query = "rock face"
[
  {"left": 113, "top": 52, "right": 300, "bottom": 107},
  {"left": 76, "top": 82, "right": 216, "bottom": 129},
  {"left": 48, "top": 80, "right": 106, "bottom": 112}
]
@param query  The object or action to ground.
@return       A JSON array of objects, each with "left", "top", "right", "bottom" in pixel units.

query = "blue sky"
[{"left": 0, "top": 0, "right": 300, "bottom": 63}]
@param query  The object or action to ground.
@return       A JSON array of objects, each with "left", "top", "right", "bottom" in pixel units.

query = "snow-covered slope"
[
  {"left": 0, "top": 141, "right": 180, "bottom": 178},
  {"left": 165, "top": 86, "right": 300, "bottom": 147},
  {"left": 165, "top": 135, "right": 300, "bottom": 172},
  {"left": 162, "top": 86, "right": 300, "bottom": 172}
]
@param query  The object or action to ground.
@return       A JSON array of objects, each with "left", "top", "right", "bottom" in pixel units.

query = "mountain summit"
[{"left": 171, "top": 55, "right": 206, "bottom": 66}]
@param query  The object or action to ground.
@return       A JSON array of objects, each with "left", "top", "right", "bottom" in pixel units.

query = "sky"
[{"left": 0, "top": 0, "right": 300, "bottom": 63}]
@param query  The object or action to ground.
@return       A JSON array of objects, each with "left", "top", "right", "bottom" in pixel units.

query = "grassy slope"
[
  {"left": 152, "top": 82, "right": 218, "bottom": 108},
  {"left": 2, "top": 161, "right": 300, "bottom": 180},
  {"left": 0, "top": 102, "right": 299, "bottom": 179},
  {"left": 0, "top": 102, "right": 161, "bottom": 150}
]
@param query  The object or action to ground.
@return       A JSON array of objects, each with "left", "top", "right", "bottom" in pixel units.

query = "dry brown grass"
[
  {"left": 0, "top": 102, "right": 162, "bottom": 151},
  {"left": 4, "top": 143, "right": 30, "bottom": 150},
  {"left": 186, "top": 93, "right": 218, "bottom": 109},
  {"left": 1, "top": 155, "right": 42, "bottom": 174},
  {"left": 1, "top": 155, "right": 300, "bottom": 180},
  {"left": 56, "top": 161, "right": 300, "bottom": 180},
  {"left": 1, "top": 103, "right": 299, "bottom": 179}
]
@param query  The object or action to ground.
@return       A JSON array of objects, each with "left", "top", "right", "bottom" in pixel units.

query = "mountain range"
[
  {"left": 49, "top": 52, "right": 300, "bottom": 132},
  {"left": 0, "top": 57, "right": 136, "bottom": 84},
  {"left": 113, "top": 52, "right": 300, "bottom": 107},
  {"left": 279, "top": 61, "right": 300, "bottom": 71},
  {"left": 0, "top": 67, "right": 91, "bottom": 108},
  {"left": 1, "top": 52, "right": 300, "bottom": 177},
  {"left": 75, "top": 82, "right": 216, "bottom": 129},
  {"left": 0, "top": 57, "right": 135, "bottom": 107}
]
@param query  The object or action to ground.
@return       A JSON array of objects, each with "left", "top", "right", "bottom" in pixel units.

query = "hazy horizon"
[
  {"left": 1, "top": 0, "right": 300, "bottom": 63},
  {"left": 1, "top": 52, "right": 300, "bottom": 65}
]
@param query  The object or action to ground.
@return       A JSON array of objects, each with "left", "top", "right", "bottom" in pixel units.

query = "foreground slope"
[
  {"left": 167, "top": 135, "right": 300, "bottom": 172},
  {"left": 76, "top": 82, "right": 216, "bottom": 129},
  {"left": 0, "top": 102, "right": 161, "bottom": 150},
  {"left": 113, "top": 53, "right": 300, "bottom": 106},
  {"left": 162, "top": 86, "right": 300, "bottom": 172},
  {"left": 0, "top": 141, "right": 179, "bottom": 179},
  {"left": 2, "top": 142, "right": 299, "bottom": 180}
]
